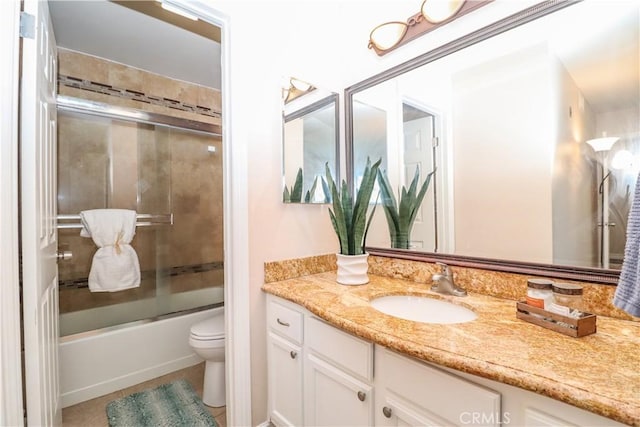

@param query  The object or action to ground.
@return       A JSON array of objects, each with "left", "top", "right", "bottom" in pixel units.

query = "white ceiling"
[
  {"left": 48, "top": 0, "right": 221, "bottom": 89},
  {"left": 549, "top": 1, "right": 639, "bottom": 113}
]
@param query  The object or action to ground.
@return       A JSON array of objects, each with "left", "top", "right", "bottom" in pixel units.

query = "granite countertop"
[{"left": 262, "top": 272, "right": 640, "bottom": 426}]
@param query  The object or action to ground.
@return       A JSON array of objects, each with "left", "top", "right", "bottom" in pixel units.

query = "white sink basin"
[{"left": 370, "top": 295, "right": 477, "bottom": 324}]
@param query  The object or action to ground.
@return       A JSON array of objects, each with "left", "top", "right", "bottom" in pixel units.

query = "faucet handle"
[{"left": 436, "top": 262, "right": 451, "bottom": 276}]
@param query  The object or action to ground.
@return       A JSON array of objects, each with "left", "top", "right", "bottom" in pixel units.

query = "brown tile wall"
[
  {"left": 57, "top": 48, "right": 221, "bottom": 126},
  {"left": 57, "top": 50, "right": 223, "bottom": 315}
]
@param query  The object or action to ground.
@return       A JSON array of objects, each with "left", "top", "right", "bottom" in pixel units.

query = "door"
[
  {"left": 304, "top": 353, "right": 373, "bottom": 427},
  {"left": 403, "top": 107, "right": 437, "bottom": 251},
  {"left": 20, "top": 0, "right": 61, "bottom": 425}
]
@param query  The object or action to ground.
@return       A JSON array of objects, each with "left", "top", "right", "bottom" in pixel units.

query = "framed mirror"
[
  {"left": 346, "top": 1, "right": 640, "bottom": 283},
  {"left": 283, "top": 78, "right": 339, "bottom": 204}
]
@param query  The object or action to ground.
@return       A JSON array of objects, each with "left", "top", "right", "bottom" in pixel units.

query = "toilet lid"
[{"left": 191, "top": 314, "right": 225, "bottom": 339}]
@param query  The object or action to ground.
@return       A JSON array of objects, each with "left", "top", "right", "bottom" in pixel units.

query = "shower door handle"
[{"left": 57, "top": 250, "right": 73, "bottom": 262}]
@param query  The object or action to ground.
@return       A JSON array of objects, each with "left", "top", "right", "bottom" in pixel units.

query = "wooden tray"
[{"left": 516, "top": 301, "right": 596, "bottom": 337}]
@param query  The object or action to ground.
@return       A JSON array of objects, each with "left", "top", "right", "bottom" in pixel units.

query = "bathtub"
[{"left": 59, "top": 299, "right": 223, "bottom": 407}]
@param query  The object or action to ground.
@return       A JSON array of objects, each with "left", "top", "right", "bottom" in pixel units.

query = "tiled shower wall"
[
  {"left": 57, "top": 49, "right": 223, "bottom": 318},
  {"left": 58, "top": 48, "right": 221, "bottom": 125}
]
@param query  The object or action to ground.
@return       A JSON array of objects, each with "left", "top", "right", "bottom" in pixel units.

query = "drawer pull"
[
  {"left": 276, "top": 318, "right": 290, "bottom": 327},
  {"left": 382, "top": 406, "right": 393, "bottom": 418},
  {"left": 290, "top": 351, "right": 297, "bottom": 359},
  {"left": 357, "top": 391, "right": 366, "bottom": 401}
]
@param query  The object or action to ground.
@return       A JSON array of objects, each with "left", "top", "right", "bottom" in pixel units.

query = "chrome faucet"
[{"left": 431, "top": 262, "right": 467, "bottom": 296}]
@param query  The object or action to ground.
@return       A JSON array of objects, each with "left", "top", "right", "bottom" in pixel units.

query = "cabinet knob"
[
  {"left": 382, "top": 406, "right": 393, "bottom": 418},
  {"left": 290, "top": 351, "right": 297, "bottom": 359},
  {"left": 357, "top": 391, "right": 366, "bottom": 401}
]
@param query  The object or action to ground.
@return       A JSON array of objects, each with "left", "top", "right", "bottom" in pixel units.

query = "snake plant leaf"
[
  {"left": 290, "top": 167, "right": 304, "bottom": 203},
  {"left": 377, "top": 170, "right": 400, "bottom": 227},
  {"left": 326, "top": 163, "right": 349, "bottom": 254},
  {"left": 283, "top": 186, "right": 291, "bottom": 203},
  {"left": 363, "top": 191, "right": 380, "bottom": 253},
  {"left": 321, "top": 176, "right": 331, "bottom": 203},
  {"left": 352, "top": 157, "right": 382, "bottom": 254},
  {"left": 409, "top": 167, "right": 435, "bottom": 226},
  {"left": 326, "top": 158, "right": 382, "bottom": 255},
  {"left": 305, "top": 176, "right": 319, "bottom": 203},
  {"left": 377, "top": 166, "right": 435, "bottom": 249}
]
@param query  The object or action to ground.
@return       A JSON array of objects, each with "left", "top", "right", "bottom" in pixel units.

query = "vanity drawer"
[
  {"left": 267, "top": 297, "right": 304, "bottom": 344},
  {"left": 305, "top": 315, "right": 373, "bottom": 382}
]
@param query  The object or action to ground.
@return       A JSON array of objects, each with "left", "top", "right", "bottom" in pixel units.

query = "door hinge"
[
  {"left": 432, "top": 136, "right": 439, "bottom": 148},
  {"left": 20, "top": 12, "right": 35, "bottom": 39}
]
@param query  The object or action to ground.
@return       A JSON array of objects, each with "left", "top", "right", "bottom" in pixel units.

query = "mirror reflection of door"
[
  {"left": 352, "top": 96, "right": 446, "bottom": 251},
  {"left": 402, "top": 102, "right": 438, "bottom": 251}
]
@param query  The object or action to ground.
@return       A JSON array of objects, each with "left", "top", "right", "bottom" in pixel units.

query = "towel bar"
[{"left": 56, "top": 213, "right": 174, "bottom": 229}]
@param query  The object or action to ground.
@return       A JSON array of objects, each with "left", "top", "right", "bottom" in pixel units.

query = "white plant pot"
[{"left": 336, "top": 253, "right": 369, "bottom": 285}]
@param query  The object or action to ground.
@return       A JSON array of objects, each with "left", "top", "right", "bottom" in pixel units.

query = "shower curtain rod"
[
  {"left": 57, "top": 213, "right": 174, "bottom": 229},
  {"left": 56, "top": 95, "right": 222, "bottom": 137}
]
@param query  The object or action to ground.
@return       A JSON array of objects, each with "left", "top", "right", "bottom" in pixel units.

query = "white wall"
[
  {"left": 208, "top": 0, "right": 543, "bottom": 423},
  {"left": 551, "top": 53, "right": 597, "bottom": 267},
  {"left": 451, "top": 44, "right": 555, "bottom": 263}
]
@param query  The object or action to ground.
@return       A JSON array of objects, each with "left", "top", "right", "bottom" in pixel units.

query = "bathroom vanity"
[{"left": 263, "top": 270, "right": 639, "bottom": 426}]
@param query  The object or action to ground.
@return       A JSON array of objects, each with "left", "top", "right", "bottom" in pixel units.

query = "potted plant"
[
  {"left": 377, "top": 166, "right": 435, "bottom": 249},
  {"left": 325, "top": 157, "right": 382, "bottom": 285}
]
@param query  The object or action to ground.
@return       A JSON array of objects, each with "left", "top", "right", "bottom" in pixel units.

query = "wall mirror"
[
  {"left": 283, "top": 78, "right": 339, "bottom": 203},
  {"left": 347, "top": 1, "right": 640, "bottom": 283}
]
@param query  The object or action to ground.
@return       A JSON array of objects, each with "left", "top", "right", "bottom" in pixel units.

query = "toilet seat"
[{"left": 190, "top": 315, "right": 225, "bottom": 340}]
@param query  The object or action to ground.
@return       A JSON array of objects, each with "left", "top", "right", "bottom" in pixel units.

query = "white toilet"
[{"left": 189, "top": 309, "right": 225, "bottom": 407}]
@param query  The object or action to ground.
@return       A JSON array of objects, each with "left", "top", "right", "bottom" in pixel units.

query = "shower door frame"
[{"left": 159, "top": 5, "right": 252, "bottom": 427}]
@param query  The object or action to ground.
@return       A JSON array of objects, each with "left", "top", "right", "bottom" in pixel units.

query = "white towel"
[
  {"left": 614, "top": 172, "right": 640, "bottom": 317},
  {"left": 80, "top": 209, "right": 141, "bottom": 292}
]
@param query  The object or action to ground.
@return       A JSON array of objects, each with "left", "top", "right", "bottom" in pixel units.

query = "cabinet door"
[
  {"left": 376, "top": 347, "right": 501, "bottom": 427},
  {"left": 377, "top": 391, "right": 451, "bottom": 427},
  {"left": 268, "top": 332, "right": 303, "bottom": 427},
  {"left": 305, "top": 353, "right": 373, "bottom": 427}
]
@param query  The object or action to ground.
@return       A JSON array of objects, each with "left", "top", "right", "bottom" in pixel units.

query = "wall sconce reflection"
[
  {"left": 368, "top": 0, "right": 492, "bottom": 56},
  {"left": 611, "top": 149, "right": 640, "bottom": 171},
  {"left": 282, "top": 77, "right": 315, "bottom": 104}
]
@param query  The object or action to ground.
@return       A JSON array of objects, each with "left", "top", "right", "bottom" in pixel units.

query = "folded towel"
[
  {"left": 80, "top": 209, "right": 141, "bottom": 292},
  {"left": 614, "top": 172, "right": 640, "bottom": 317}
]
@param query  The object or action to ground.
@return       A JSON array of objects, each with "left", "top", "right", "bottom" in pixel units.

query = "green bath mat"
[{"left": 106, "top": 379, "right": 218, "bottom": 427}]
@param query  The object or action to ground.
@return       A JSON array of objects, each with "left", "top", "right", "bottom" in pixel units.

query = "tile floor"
[{"left": 62, "top": 363, "right": 226, "bottom": 427}]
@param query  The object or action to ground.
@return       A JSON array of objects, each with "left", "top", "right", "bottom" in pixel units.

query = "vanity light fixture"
[
  {"left": 368, "top": 0, "right": 492, "bottom": 56},
  {"left": 422, "top": 0, "right": 466, "bottom": 23},
  {"left": 283, "top": 77, "right": 315, "bottom": 104}
]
